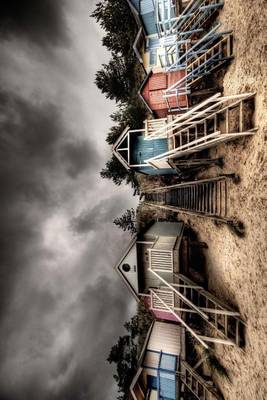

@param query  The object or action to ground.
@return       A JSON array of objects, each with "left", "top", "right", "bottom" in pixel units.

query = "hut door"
[
  {"left": 148, "top": 74, "right": 168, "bottom": 114},
  {"left": 132, "top": 136, "right": 169, "bottom": 165}
]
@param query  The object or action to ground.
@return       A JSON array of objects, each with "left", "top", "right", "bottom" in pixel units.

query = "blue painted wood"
[
  {"left": 130, "top": 135, "right": 176, "bottom": 175},
  {"left": 141, "top": 11, "right": 157, "bottom": 35},
  {"left": 160, "top": 354, "right": 177, "bottom": 372},
  {"left": 129, "top": 0, "right": 140, "bottom": 10},
  {"left": 147, "top": 37, "right": 160, "bottom": 49},
  {"left": 131, "top": 136, "right": 168, "bottom": 164},
  {"left": 157, "top": 370, "right": 176, "bottom": 400},
  {"left": 140, "top": 0, "right": 154, "bottom": 14}
]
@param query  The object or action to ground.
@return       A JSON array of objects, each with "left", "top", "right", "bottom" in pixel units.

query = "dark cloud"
[
  {"left": 0, "top": 1, "right": 136, "bottom": 399},
  {"left": 62, "top": 140, "right": 99, "bottom": 179},
  {"left": 0, "top": 268, "right": 132, "bottom": 400},
  {"left": 70, "top": 196, "right": 127, "bottom": 234},
  {"left": 0, "top": 0, "right": 69, "bottom": 47},
  {"left": 0, "top": 92, "right": 62, "bottom": 320},
  {"left": 51, "top": 277, "right": 130, "bottom": 400},
  {"left": 0, "top": 90, "right": 99, "bottom": 320},
  {"left": 0, "top": 64, "right": 132, "bottom": 400}
]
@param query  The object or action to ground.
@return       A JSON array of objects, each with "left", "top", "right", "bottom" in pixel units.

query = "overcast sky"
[{"left": 0, "top": 1, "right": 137, "bottom": 399}]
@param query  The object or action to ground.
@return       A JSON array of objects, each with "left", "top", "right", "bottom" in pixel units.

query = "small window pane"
[{"left": 149, "top": 50, "right": 157, "bottom": 66}]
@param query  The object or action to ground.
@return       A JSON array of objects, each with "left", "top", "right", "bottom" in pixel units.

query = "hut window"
[
  {"left": 146, "top": 37, "right": 160, "bottom": 50},
  {"left": 149, "top": 49, "right": 157, "bottom": 66},
  {"left": 122, "top": 263, "right": 131, "bottom": 272}
]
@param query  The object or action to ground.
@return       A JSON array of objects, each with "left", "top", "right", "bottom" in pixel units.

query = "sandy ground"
[
  {"left": 139, "top": 1, "right": 267, "bottom": 398},
  {"left": 196, "top": 2, "right": 267, "bottom": 399}
]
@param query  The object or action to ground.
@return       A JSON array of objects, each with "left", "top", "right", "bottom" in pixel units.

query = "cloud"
[
  {"left": 0, "top": 1, "right": 137, "bottom": 399},
  {"left": 0, "top": 89, "right": 100, "bottom": 320},
  {"left": 48, "top": 276, "right": 131, "bottom": 400},
  {"left": 70, "top": 196, "right": 128, "bottom": 234},
  {"left": 0, "top": 0, "right": 69, "bottom": 48},
  {"left": 62, "top": 140, "right": 99, "bottom": 179},
  {"left": 0, "top": 259, "right": 133, "bottom": 400}
]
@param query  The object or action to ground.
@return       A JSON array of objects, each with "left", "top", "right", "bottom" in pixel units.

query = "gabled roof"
[
  {"left": 138, "top": 69, "right": 154, "bottom": 115},
  {"left": 133, "top": 27, "right": 145, "bottom": 64},
  {"left": 113, "top": 235, "right": 140, "bottom": 301},
  {"left": 112, "top": 126, "right": 130, "bottom": 170}
]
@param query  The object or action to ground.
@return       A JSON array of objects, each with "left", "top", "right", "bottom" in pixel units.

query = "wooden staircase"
[
  {"left": 164, "top": 34, "right": 233, "bottom": 111},
  {"left": 144, "top": 92, "right": 257, "bottom": 161},
  {"left": 180, "top": 361, "right": 222, "bottom": 399},
  {"left": 143, "top": 175, "right": 240, "bottom": 226},
  {"left": 171, "top": 0, "right": 224, "bottom": 39},
  {"left": 149, "top": 271, "right": 245, "bottom": 348}
]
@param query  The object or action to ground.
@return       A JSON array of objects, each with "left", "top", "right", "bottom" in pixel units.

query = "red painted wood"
[
  {"left": 141, "top": 70, "right": 188, "bottom": 117},
  {"left": 148, "top": 73, "right": 167, "bottom": 91}
]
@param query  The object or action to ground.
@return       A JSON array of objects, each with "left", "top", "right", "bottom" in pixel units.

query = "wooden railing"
[
  {"left": 180, "top": 361, "right": 222, "bottom": 399},
  {"left": 149, "top": 236, "right": 177, "bottom": 272},
  {"left": 144, "top": 118, "right": 168, "bottom": 139},
  {"left": 151, "top": 288, "right": 174, "bottom": 311}
]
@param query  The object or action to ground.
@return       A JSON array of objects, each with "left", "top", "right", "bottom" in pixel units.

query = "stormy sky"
[{"left": 0, "top": 1, "right": 137, "bottom": 399}]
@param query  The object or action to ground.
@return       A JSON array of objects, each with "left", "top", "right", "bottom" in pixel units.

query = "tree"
[
  {"left": 95, "top": 55, "right": 135, "bottom": 102},
  {"left": 100, "top": 155, "right": 139, "bottom": 195},
  {"left": 107, "top": 300, "right": 153, "bottom": 399},
  {"left": 106, "top": 124, "right": 124, "bottom": 146},
  {"left": 106, "top": 101, "right": 146, "bottom": 145},
  {"left": 100, "top": 155, "right": 129, "bottom": 185},
  {"left": 107, "top": 335, "right": 137, "bottom": 400},
  {"left": 113, "top": 208, "right": 136, "bottom": 235},
  {"left": 91, "top": 0, "right": 136, "bottom": 57}
]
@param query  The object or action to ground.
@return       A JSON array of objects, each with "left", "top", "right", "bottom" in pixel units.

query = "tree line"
[
  {"left": 91, "top": 4, "right": 151, "bottom": 398},
  {"left": 107, "top": 300, "right": 153, "bottom": 400},
  {"left": 91, "top": 0, "right": 147, "bottom": 190}
]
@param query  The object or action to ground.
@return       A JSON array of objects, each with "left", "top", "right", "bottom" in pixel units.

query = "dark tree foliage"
[
  {"left": 107, "top": 335, "right": 137, "bottom": 400},
  {"left": 100, "top": 155, "right": 139, "bottom": 194},
  {"left": 113, "top": 208, "right": 136, "bottom": 235},
  {"left": 100, "top": 155, "right": 129, "bottom": 185},
  {"left": 95, "top": 55, "right": 135, "bottom": 103},
  {"left": 91, "top": 0, "right": 136, "bottom": 56},
  {"left": 105, "top": 124, "right": 123, "bottom": 146},
  {"left": 92, "top": 0, "right": 146, "bottom": 190},
  {"left": 107, "top": 300, "right": 153, "bottom": 400},
  {"left": 106, "top": 102, "right": 146, "bottom": 145}
]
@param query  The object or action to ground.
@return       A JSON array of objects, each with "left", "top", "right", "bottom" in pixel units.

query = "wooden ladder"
[
  {"left": 144, "top": 92, "right": 257, "bottom": 159},
  {"left": 176, "top": 0, "right": 224, "bottom": 41},
  {"left": 180, "top": 361, "right": 222, "bottom": 399},
  {"left": 144, "top": 175, "right": 239, "bottom": 226},
  {"left": 164, "top": 33, "right": 233, "bottom": 110},
  {"left": 176, "top": 274, "right": 244, "bottom": 346},
  {"left": 149, "top": 272, "right": 245, "bottom": 347}
]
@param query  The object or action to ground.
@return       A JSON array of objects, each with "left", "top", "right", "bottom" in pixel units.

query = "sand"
[
  {"left": 191, "top": 2, "right": 267, "bottom": 399},
  {"left": 139, "top": 1, "right": 267, "bottom": 398}
]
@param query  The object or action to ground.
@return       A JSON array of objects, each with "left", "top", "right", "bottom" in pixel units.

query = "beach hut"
[
  {"left": 127, "top": 0, "right": 179, "bottom": 73},
  {"left": 130, "top": 320, "right": 222, "bottom": 400},
  {"left": 130, "top": 321, "right": 185, "bottom": 400},
  {"left": 114, "top": 221, "right": 244, "bottom": 348},
  {"left": 112, "top": 124, "right": 177, "bottom": 176},
  {"left": 139, "top": 69, "right": 188, "bottom": 117},
  {"left": 113, "top": 92, "right": 257, "bottom": 175}
]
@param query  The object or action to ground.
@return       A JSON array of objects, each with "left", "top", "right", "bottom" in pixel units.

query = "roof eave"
[{"left": 138, "top": 69, "right": 155, "bottom": 116}]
